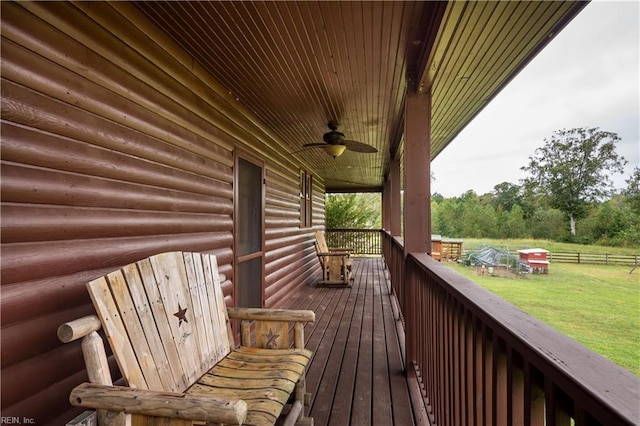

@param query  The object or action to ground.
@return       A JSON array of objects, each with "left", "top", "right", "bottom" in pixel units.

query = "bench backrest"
[
  {"left": 86, "top": 252, "right": 233, "bottom": 393},
  {"left": 314, "top": 230, "right": 329, "bottom": 253}
]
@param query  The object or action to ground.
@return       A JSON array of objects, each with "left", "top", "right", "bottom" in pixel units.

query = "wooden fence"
[
  {"left": 329, "top": 229, "right": 640, "bottom": 268},
  {"left": 549, "top": 252, "right": 639, "bottom": 266}
]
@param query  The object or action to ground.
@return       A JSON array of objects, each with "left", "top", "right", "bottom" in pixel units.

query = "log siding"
[{"left": 1, "top": 2, "right": 323, "bottom": 423}]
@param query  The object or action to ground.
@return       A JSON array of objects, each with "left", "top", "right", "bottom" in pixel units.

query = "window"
[{"left": 300, "top": 170, "right": 313, "bottom": 228}]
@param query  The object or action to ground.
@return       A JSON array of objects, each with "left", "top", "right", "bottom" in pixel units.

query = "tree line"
[
  {"left": 436, "top": 128, "right": 638, "bottom": 247},
  {"left": 326, "top": 128, "right": 639, "bottom": 248},
  {"left": 431, "top": 175, "right": 638, "bottom": 247}
]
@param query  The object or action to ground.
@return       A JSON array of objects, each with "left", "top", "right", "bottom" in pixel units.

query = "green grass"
[
  {"left": 461, "top": 238, "right": 640, "bottom": 256},
  {"left": 444, "top": 261, "right": 640, "bottom": 375}
]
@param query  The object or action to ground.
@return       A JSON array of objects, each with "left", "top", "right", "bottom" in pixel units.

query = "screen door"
[{"left": 235, "top": 155, "right": 264, "bottom": 308}]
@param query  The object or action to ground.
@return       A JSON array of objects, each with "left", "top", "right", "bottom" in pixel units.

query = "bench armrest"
[
  {"left": 71, "top": 383, "right": 247, "bottom": 424},
  {"left": 329, "top": 247, "right": 353, "bottom": 253},
  {"left": 227, "top": 307, "right": 315, "bottom": 323},
  {"left": 316, "top": 251, "right": 350, "bottom": 257}
]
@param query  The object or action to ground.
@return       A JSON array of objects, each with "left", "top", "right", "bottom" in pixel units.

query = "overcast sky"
[{"left": 431, "top": 0, "right": 639, "bottom": 198}]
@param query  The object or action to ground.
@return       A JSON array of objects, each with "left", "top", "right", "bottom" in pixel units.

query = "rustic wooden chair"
[
  {"left": 313, "top": 230, "right": 353, "bottom": 286},
  {"left": 58, "top": 251, "right": 315, "bottom": 426}
]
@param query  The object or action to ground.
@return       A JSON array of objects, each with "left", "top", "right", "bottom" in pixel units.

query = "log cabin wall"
[{"left": 0, "top": 2, "right": 324, "bottom": 423}]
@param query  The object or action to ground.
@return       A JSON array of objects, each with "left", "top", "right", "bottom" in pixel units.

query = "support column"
[
  {"left": 382, "top": 175, "right": 390, "bottom": 232},
  {"left": 389, "top": 159, "right": 401, "bottom": 237},
  {"left": 403, "top": 90, "right": 431, "bottom": 257}
]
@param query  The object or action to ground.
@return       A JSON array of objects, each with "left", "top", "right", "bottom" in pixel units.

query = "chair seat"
[{"left": 187, "top": 346, "right": 312, "bottom": 426}]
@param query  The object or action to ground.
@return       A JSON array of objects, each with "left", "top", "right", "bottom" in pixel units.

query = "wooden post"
[
  {"left": 389, "top": 159, "right": 402, "bottom": 237},
  {"left": 81, "top": 332, "right": 127, "bottom": 426},
  {"left": 241, "top": 319, "right": 251, "bottom": 347},
  {"left": 403, "top": 89, "right": 431, "bottom": 257},
  {"left": 294, "top": 322, "right": 304, "bottom": 349},
  {"left": 382, "top": 175, "right": 390, "bottom": 232}
]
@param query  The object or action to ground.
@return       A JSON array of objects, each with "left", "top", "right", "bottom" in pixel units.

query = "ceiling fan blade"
[
  {"left": 302, "top": 142, "right": 329, "bottom": 148},
  {"left": 342, "top": 140, "right": 378, "bottom": 153}
]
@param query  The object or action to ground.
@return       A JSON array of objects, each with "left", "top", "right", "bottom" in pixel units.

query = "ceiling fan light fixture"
[{"left": 323, "top": 144, "right": 347, "bottom": 158}]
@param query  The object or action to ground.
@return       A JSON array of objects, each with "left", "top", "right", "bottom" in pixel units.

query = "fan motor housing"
[{"left": 323, "top": 131, "right": 345, "bottom": 144}]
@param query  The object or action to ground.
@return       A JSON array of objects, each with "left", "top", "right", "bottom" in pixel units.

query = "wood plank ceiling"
[{"left": 135, "top": 1, "right": 585, "bottom": 192}]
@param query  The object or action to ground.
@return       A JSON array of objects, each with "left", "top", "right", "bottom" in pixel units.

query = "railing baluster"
[
  {"left": 494, "top": 336, "right": 508, "bottom": 425},
  {"left": 484, "top": 325, "right": 493, "bottom": 426},
  {"left": 473, "top": 319, "right": 483, "bottom": 426},
  {"left": 464, "top": 309, "right": 473, "bottom": 426},
  {"left": 545, "top": 379, "right": 573, "bottom": 426},
  {"left": 507, "top": 347, "right": 525, "bottom": 426},
  {"left": 523, "top": 362, "right": 545, "bottom": 426}
]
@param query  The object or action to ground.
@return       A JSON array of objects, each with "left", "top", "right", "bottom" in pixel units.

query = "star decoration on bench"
[
  {"left": 262, "top": 329, "right": 280, "bottom": 349},
  {"left": 173, "top": 304, "right": 188, "bottom": 327}
]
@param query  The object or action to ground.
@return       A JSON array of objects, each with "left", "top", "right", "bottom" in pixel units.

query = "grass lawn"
[{"left": 444, "top": 261, "right": 640, "bottom": 376}]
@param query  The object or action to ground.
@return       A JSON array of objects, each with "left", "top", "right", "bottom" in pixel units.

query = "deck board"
[{"left": 280, "top": 257, "right": 416, "bottom": 426}]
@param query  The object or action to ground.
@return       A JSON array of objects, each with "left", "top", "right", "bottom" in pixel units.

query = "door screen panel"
[
  {"left": 236, "top": 156, "right": 263, "bottom": 308},
  {"left": 238, "top": 158, "right": 262, "bottom": 255},
  {"left": 237, "top": 257, "right": 262, "bottom": 308}
]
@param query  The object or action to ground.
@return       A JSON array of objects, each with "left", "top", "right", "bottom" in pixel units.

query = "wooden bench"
[
  {"left": 313, "top": 231, "right": 352, "bottom": 286},
  {"left": 58, "top": 251, "right": 315, "bottom": 426}
]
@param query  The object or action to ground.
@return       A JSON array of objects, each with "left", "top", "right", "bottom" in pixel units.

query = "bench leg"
[
  {"left": 282, "top": 401, "right": 314, "bottom": 426},
  {"left": 295, "top": 417, "right": 314, "bottom": 426},
  {"left": 294, "top": 374, "right": 313, "bottom": 425}
]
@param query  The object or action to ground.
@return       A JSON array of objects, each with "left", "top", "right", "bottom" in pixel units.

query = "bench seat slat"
[
  {"left": 188, "top": 384, "right": 290, "bottom": 402},
  {"left": 226, "top": 347, "right": 312, "bottom": 365},
  {"left": 216, "top": 358, "right": 307, "bottom": 375},
  {"left": 242, "top": 411, "right": 279, "bottom": 426},
  {"left": 206, "top": 365, "right": 305, "bottom": 382},
  {"left": 232, "top": 346, "right": 313, "bottom": 358},
  {"left": 197, "top": 375, "right": 296, "bottom": 393}
]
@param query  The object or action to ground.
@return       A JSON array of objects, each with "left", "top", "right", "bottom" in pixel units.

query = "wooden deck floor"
[{"left": 281, "top": 257, "right": 416, "bottom": 426}]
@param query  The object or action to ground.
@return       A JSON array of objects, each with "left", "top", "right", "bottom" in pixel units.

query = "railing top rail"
[
  {"left": 326, "top": 228, "right": 382, "bottom": 232},
  {"left": 408, "top": 252, "right": 639, "bottom": 425},
  {"left": 390, "top": 235, "right": 404, "bottom": 247}
]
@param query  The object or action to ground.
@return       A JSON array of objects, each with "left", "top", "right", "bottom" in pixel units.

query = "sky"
[{"left": 430, "top": 0, "right": 640, "bottom": 198}]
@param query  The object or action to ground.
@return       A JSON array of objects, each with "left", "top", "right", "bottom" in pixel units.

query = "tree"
[
  {"left": 520, "top": 127, "right": 626, "bottom": 236},
  {"left": 622, "top": 167, "right": 640, "bottom": 212},
  {"left": 458, "top": 191, "right": 497, "bottom": 237},
  {"left": 492, "top": 182, "right": 522, "bottom": 212},
  {"left": 432, "top": 197, "right": 463, "bottom": 236},
  {"left": 528, "top": 208, "right": 566, "bottom": 240},
  {"left": 500, "top": 204, "right": 528, "bottom": 238},
  {"left": 325, "top": 193, "right": 381, "bottom": 228}
]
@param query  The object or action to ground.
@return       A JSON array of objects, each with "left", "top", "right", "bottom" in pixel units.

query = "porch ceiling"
[{"left": 135, "top": 1, "right": 585, "bottom": 192}]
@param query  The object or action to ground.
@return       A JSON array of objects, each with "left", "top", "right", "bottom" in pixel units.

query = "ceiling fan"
[{"left": 302, "top": 121, "right": 378, "bottom": 158}]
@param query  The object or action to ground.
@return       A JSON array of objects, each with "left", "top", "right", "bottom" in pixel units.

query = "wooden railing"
[
  {"left": 382, "top": 232, "right": 405, "bottom": 317},
  {"left": 382, "top": 231, "right": 638, "bottom": 426},
  {"left": 325, "top": 228, "right": 382, "bottom": 255}
]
